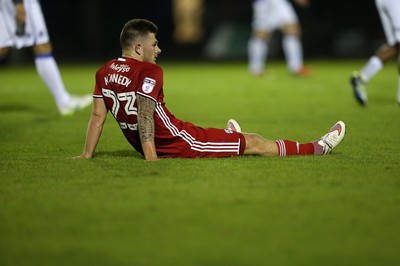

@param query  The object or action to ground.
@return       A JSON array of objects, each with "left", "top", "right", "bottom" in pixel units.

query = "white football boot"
[
  {"left": 350, "top": 72, "right": 367, "bottom": 106},
  {"left": 59, "top": 94, "right": 92, "bottom": 116},
  {"left": 226, "top": 119, "right": 242, "bottom": 133},
  {"left": 318, "top": 121, "right": 346, "bottom": 154}
]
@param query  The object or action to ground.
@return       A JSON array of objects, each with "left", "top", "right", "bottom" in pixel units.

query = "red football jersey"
[{"left": 93, "top": 57, "right": 246, "bottom": 158}]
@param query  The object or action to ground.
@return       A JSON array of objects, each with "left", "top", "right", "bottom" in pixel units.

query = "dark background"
[{"left": 10, "top": 0, "right": 385, "bottom": 62}]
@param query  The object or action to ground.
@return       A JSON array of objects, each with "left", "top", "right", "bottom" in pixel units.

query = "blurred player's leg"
[
  {"left": 33, "top": 42, "right": 92, "bottom": 115},
  {"left": 282, "top": 35, "right": 303, "bottom": 73},
  {"left": 353, "top": 0, "right": 400, "bottom": 105},
  {"left": 248, "top": 36, "right": 267, "bottom": 76},
  {"left": 351, "top": 56, "right": 382, "bottom": 105},
  {"left": 34, "top": 54, "right": 92, "bottom": 115},
  {"left": 34, "top": 53, "right": 71, "bottom": 109},
  {"left": 351, "top": 45, "right": 396, "bottom": 105},
  {"left": 360, "top": 56, "right": 383, "bottom": 83},
  {"left": 281, "top": 21, "right": 310, "bottom": 76}
]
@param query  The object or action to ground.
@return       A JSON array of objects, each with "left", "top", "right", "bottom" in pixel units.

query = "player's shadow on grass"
[
  {"left": 0, "top": 103, "right": 40, "bottom": 113},
  {"left": 0, "top": 104, "right": 64, "bottom": 123},
  {"left": 372, "top": 95, "right": 398, "bottom": 105}
]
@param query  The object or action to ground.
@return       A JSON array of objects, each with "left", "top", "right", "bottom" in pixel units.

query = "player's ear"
[{"left": 134, "top": 43, "right": 142, "bottom": 56}]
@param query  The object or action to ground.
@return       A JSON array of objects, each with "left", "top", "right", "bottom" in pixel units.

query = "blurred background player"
[
  {"left": 248, "top": 0, "right": 310, "bottom": 77},
  {"left": 0, "top": 0, "right": 92, "bottom": 115},
  {"left": 350, "top": 0, "right": 400, "bottom": 106}
]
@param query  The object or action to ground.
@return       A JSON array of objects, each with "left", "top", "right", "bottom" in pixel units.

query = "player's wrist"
[{"left": 145, "top": 155, "right": 159, "bottom": 161}]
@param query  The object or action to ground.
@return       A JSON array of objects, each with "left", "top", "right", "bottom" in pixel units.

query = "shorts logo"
[
  {"left": 142, "top": 77, "right": 156, "bottom": 93},
  {"left": 224, "top": 129, "right": 233, "bottom": 134}
]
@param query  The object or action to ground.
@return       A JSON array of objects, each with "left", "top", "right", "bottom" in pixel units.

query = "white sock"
[
  {"left": 360, "top": 56, "right": 383, "bottom": 83},
  {"left": 35, "top": 54, "right": 71, "bottom": 109},
  {"left": 248, "top": 36, "right": 268, "bottom": 74},
  {"left": 282, "top": 35, "right": 303, "bottom": 73}
]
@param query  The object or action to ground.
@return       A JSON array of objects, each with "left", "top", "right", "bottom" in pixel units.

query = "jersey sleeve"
[{"left": 136, "top": 65, "right": 163, "bottom": 102}]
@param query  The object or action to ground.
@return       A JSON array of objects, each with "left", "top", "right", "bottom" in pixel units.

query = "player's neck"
[{"left": 121, "top": 50, "right": 142, "bottom": 61}]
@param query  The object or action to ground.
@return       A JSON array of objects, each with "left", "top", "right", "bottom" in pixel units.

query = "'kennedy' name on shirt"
[{"left": 104, "top": 74, "right": 132, "bottom": 87}]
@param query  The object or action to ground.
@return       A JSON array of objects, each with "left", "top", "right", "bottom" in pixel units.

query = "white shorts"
[
  {"left": 0, "top": 0, "right": 49, "bottom": 49},
  {"left": 251, "top": 0, "right": 298, "bottom": 32},
  {"left": 375, "top": 0, "right": 400, "bottom": 45}
]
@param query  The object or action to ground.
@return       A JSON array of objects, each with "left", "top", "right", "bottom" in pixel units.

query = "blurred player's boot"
[
  {"left": 350, "top": 72, "right": 368, "bottom": 105},
  {"left": 59, "top": 94, "right": 92, "bottom": 116},
  {"left": 294, "top": 66, "right": 312, "bottom": 77},
  {"left": 227, "top": 119, "right": 241, "bottom": 133},
  {"left": 317, "top": 121, "right": 346, "bottom": 155},
  {"left": 250, "top": 71, "right": 265, "bottom": 77}
]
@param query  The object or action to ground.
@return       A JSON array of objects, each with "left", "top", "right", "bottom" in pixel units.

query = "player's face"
[{"left": 142, "top": 33, "right": 161, "bottom": 64}]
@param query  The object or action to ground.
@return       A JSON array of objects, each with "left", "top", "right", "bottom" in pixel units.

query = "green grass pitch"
[{"left": 1, "top": 59, "right": 399, "bottom": 266}]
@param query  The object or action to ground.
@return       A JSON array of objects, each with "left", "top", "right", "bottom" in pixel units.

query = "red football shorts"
[{"left": 155, "top": 125, "right": 246, "bottom": 158}]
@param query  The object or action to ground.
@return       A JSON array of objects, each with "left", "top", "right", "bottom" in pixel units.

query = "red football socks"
[{"left": 276, "top": 140, "right": 323, "bottom": 156}]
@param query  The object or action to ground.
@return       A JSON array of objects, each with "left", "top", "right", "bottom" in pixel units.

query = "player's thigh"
[
  {"left": 156, "top": 128, "right": 245, "bottom": 158},
  {"left": 0, "top": 4, "right": 15, "bottom": 48},
  {"left": 25, "top": 0, "right": 50, "bottom": 46},
  {"left": 376, "top": 0, "right": 400, "bottom": 45},
  {"left": 254, "top": 0, "right": 298, "bottom": 33},
  {"left": 275, "top": 0, "right": 298, "bottom": 26},
  {"left": 252, "top": 0, "right": 275, "bottom": 32},
  {"left": 193, "top": 128, "right": 246, "bottom": 158}
]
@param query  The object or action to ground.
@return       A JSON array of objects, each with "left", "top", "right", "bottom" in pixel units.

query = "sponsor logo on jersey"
[
  {"left": 109, "top": 63, "right": 130, "bottom": 72},
  {"left": 142, "top": 77, "right": 156, "bottom": 93}
]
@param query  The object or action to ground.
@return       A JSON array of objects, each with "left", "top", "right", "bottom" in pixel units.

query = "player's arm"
[
  {"left": 137, "top": 94, "right": 158, "bottom": 161},
  {"left": 74, "top": 98, "right": 107, "bottom": 159}
]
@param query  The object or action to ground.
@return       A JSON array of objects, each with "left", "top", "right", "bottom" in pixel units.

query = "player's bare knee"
[
  {"left": 0, "top": 47, "right": 9, "bottom": 58},
  {"left": 282, "top": 23, "right": 301, "bottom": 36},
  {"left": 32, "top": 42, "right": 52, "bottom": 55},
  {"left": 253, "top": 31, "right": 270, "bottom": 40},
  {"left": 243, "top": 133, "right": 274, "bottom": 156}
]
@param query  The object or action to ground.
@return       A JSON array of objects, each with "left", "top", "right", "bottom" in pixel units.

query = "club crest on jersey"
[{"left": 142, "top": 77, "right": 156, "bottom": 93}]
